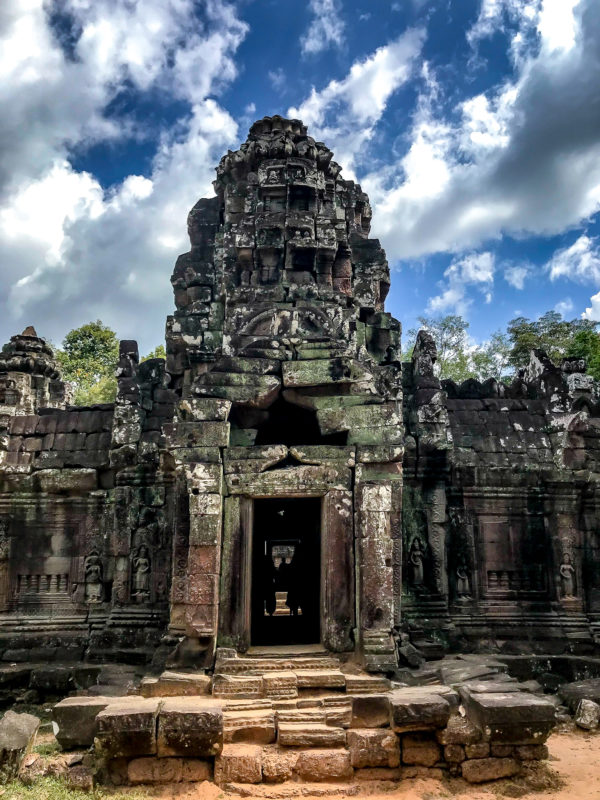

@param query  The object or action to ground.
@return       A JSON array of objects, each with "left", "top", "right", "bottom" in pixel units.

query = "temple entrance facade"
[{"left": 1, "top": 116, "right": 600, "bottom": 670}]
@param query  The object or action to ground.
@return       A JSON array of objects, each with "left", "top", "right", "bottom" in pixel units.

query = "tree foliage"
[
  {"left": 405, "top": 311, "right": 600, "bottom": 383},
  {"left": 141, "top": 344, "right": 166, "bottom": 361},
  {"left": 55, "top": 320, "right": 119, "bottom": 405},
  {"left": 407, "top": 315, "right": 511, "bottom": 383},
  {"left": 506, "top": 311, "right": 598, "bottom": 371}
]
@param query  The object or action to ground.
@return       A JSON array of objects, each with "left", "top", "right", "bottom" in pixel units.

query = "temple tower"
[{"left": 165, "top": 115, "right": 403, "bottom": 670}]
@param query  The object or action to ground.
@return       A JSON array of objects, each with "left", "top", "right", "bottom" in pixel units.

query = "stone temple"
[{"left": 1, "top": 114, "right": 600, "bottom": 675}]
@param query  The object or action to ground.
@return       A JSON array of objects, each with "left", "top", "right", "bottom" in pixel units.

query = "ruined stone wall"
[
  {"left": 403, "top": 334, "right": 600, "bottom": 654},
  {"left": 0, "top": 338, "right": 176, "bottom": 664}
]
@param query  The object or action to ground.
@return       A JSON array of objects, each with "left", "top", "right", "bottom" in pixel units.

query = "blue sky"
[{"left": 1, "top": 0, "right": 600, "bottom": 355}]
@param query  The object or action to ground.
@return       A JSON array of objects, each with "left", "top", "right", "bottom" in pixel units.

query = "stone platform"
[{"left": 52, "top": 651, "right": 557, "bottom": 788}]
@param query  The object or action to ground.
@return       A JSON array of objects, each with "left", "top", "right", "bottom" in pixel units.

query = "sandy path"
[{"left": 116, "top": 729, "right": 600, "bottom": 800}]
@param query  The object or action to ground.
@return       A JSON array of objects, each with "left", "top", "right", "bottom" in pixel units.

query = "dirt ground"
[{"left": 133, "top": 728, "right": 600, "bottom": 800}]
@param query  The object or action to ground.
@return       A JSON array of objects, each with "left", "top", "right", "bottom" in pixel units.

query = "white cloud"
[
  {"left": 583, "top": 291, "right": 600, "bottom": 321},
  {"left": 555, "top": 298, "right": 574, "bottom": 315},
  {"left": 301, "top": 0, "right": 345, "bottom": 56},
  {"left": 361, "top": 0, "right": 600, "bottom": 263},
  {"left": 268, "top": 68, "right": 286, "bottom": 91},
  {"left": 504, "top": 263, "right": 530, "bottom": 289},
  {"left": 289, "top": 28, "right": 425, "bottom": 176},
  {"left": 428, "top": 252, "right": 495, "bottom": 315},
  {"left": 546, "top": 235, "right": 600, "bottom": 284},
  {"left": 0, "top": 0, "right": 246, "bottom": 352}
]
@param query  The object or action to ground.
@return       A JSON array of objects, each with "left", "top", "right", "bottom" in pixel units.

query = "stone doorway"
[{"left": 251, "top": 497, "right": 321, "bottom": 646}]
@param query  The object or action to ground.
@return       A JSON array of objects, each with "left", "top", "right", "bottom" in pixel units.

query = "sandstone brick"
[
  {"left": 401, "top": 733, "right": 441, "bottom": 767},
  {"left": 261, "top": 749, "right": 299, "bottom": 782},
  {"left": 128, "top": 757, "right": 183, "bottom": 784},
  {"left": 347, "top": 729, "right": 400, "bottom": 768},
  {"left": 461, "top": 757, "right": 520, "bottom": 783},
  {"left": 465, "top": 742, "right": 490, "bottom": 758},
  {"left": 52, "top": 696, "right": 110, "bottom": 749},
  {"left": 157, "top": 697, "right": 223, "bottom": 758},
  {"left": 95, "top": 698, "right": 160, "bottom": 759},
  {"left": 214, "top": 744, "right": 262, "bottom": 785},
  {"left": 294, "top": 748, "right": 353, "bottom": 781}
]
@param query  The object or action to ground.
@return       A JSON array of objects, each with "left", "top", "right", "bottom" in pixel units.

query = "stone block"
[
  {"left": 559, "top": 677, "right": 600, "bottom": 711},
  {"left": 262, "top": 670, "right": 298, "bottom": 699},
  {"left": 140, "top": 671, "right": 211, "bottom": 698},
  {"left": 461, "top": 757, "right": 520, "bottom": 783},
  {"left": 389, "top": 689, "right": 450, "bottom": 732},
  {"left": 224, "top": 709, "right": 276, "bottom": 744},
  {"left": 465, "top": 742, "right": 490, "bottom": 758},
  {"left": 0, "top": 711, "right": 39, "bottom": 784},
  {"left": 444, "top": 744, "right": 465, "bottom": 762},
  {"left": 52, "top": 696, "right": 110, "bottom": 748},
  {"left": 514, "top": 744, "right": 548, "bottom": 760},
  {"left": 358, "top": 483, "right": 392, "bottom": 512},
  {"left": 278, "top": 723, "right": 346, "bottom": 748},
  {"left": 324, "top": 697, "right": 353, "bottom": 728},
  {"left": 462, "top": 691, "right": 555, "bottom": 743},
  {"left": 157, "top": 697, "right": 223, "bottom": 757},
  {"left": 215, "top": 743, "right": 262, "bottom": 785},
  {"left": 575, "top": 698, "right": 600, "bottom": 730},
  {"left": 294, "top": 669, "right": 345, "bottom": 689},
  {"left": 351, "top": 694, "right": 390, "bottom": 728},
  {"left": 95, "top": 698, "right": 161, "bottom": 758},
  {"left": 35, "top": 468, "right": 97, "bottom": 493},
  {"left": 347, "top": 729, "right": 400, "bottom": 768},
  {"left": 182, "top": 759, "right": 213, "bottom": 781},
  {"left": 294, "top": 748, "right": 353, "bottom": 781},
  {"left": 128, "top": 757, "right": 183, "bottom": 784},
  {"left": 491, "top": 744, "right": 514, "bottom": 757},
  {"left": 436, "top": 714, "right": 481, "bottom": 745},
  {"left": 212, "top": 674, "right": 262, "bottom": 699},
  {"left": 189, "top": 514, "right": 221, "bottom": 547},
  {"left": 261, "top": 748, "right": 299, "bottom": 782},
  {"left": 401, "top": 733, "right": 441, "bottom": 767}
]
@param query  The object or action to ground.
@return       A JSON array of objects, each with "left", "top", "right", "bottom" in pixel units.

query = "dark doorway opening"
[{"left": 251, "top": 497, "right": 321, "bottom": 646}]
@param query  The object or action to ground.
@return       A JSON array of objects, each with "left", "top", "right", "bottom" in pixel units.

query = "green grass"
[{"left": 0, "top": 777, "right": 150, "bottom": 800}]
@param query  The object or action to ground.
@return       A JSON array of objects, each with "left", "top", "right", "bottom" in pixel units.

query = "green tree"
[
  {"left": 56, "top": 320, "right": 119, "bottom": 405},
  {"left": 406, "top": 315, "right": 509, "bottom": 382},
  {"left": 141, "top": 344, "right": 166, "bottom": 361},
  {"left": 566, "top": 328, "right": 600, "bottom": 380},
  {"left": 506, "top": 311, "right": 598, "bottom": 370}
]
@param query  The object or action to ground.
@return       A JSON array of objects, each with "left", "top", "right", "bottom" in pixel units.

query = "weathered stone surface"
[
  {"left": 0, "top": 711, "right": 39, "bottom": 783},
  {"left": 462, "top": 691, "right": 555, "bottom": 743},
  {"left": 140, "top": 671, "right": 211, "bottom": 697},
  {"left": 262, "top": 671, "right": 298, "bottom": 699},
  {"left": 294, "top": 749, "right": 353, "bottom": 781},
  {"left": 351, "top": 694, "right": 390, "bottom": 728},
  {"left": 575, "top": 698, "right": 600, "bottom": 730},
  {"left": 294, "top": 669, "right": 345, "bottom": 689},
  {"left": 212, "top": 675, "right": 262, "bottom": 699},
  {"left": 128, "top": 756, "right": 212, "bottom": 784},
  {"left": 465, "top": 742, "right": 490, "bottom": 758},
  {"left": 278, "top": 723, "right": 346, "bottom": 748},
  {"left": 224, "top": 709, "right": 276, "bottom": 744},
  {"left": 95, "top": 698, "right": 161, "bottom": 759},
  {"left": 52, "top": 696, "right": 110, "bottom": 749},
  {"left": 401, "top": 733, "right": 441, "bottom": 767},
  {"left": 215, "top": 744, "right": 263, "bottom": 785},
  {"left": 436, "top": 714, "right": 481, "bottom": 745},
  {"left": 389, "top": 689, "right": 450, "bottom": 732},
  {"left": 461, "top": 757, "right": 520, "bottom": 783},
  {"left": 347, "top": 729, "right": 400, "bottom": 768},
  {"left": 560, "top": 678, "right": 600, "bottom": 712},
  {"left": 261, "top": 748, "right": 299, "bottom": 782},
  {"left": 157, "top": 697, "right": 223, "bottom": 757}
]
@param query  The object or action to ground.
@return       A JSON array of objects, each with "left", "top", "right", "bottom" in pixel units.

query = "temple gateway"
[{"left": 1, "top": 115, "right": 600, "bottom": 672}]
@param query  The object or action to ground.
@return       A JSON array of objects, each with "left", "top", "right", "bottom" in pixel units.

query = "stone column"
[
  {"left": 323, "top": 489, "right": 354, "bottom": 652},
  {"left": 355, "top": 481, "right": 397, "bottom": 671}
]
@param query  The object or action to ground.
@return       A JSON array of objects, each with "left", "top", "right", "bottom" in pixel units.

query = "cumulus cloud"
[
  {"left": 427, "top": 252, "right": 495, "bottom": 315},
  {"left": 546, "top": 234, "right": 600, "bottom": 284},
  {"left": 504, "top": 263, "right": 530, "bottom": 289},
  {"left": 0, "top": 0, "right": 246, "bottom": 352},
  {"left": 555, "top": 298, "right": 574, "bottom": 315},
  {"left": 289, "top": 28, "right": 425, "bottom": 176},
  {"left": 301, "top": 0, "right": 346, "bottom": 56},
  {"left": 358, "top": 0, "right": 600, "bottom": 263}
]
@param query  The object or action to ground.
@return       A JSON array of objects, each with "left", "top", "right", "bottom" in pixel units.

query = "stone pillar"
[
  {"left": 355, "top": 481, "right": 397, "bottom": 671},
  {"left": 426, "top": 482, "right": 448, "bottom": 600},
  {"left": 323, "top": 490, "right": 354, "bottom": 652}
]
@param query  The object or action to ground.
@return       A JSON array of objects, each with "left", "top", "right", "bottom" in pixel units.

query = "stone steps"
[{"left": 277, "top": 722, "right": 347, "bottom": 748}]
